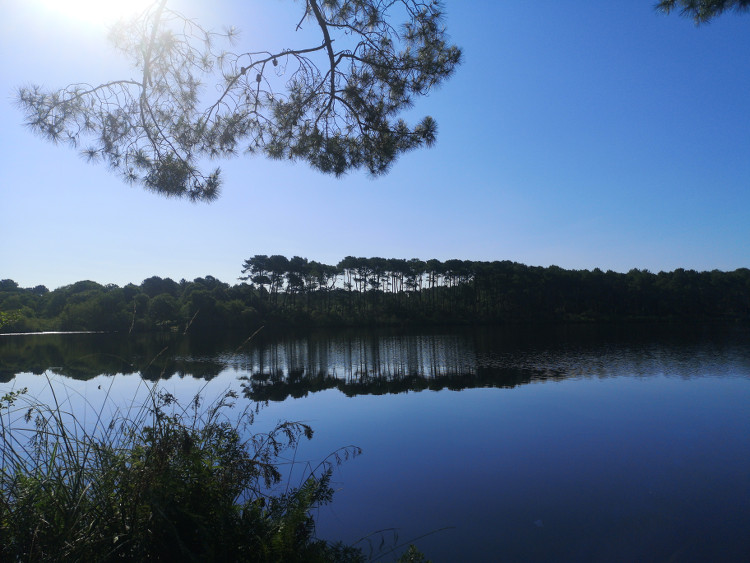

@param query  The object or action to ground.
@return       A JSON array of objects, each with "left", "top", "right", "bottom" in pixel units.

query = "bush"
[{"left": 0, "top": 381, "right": 363, "bottom": 561}]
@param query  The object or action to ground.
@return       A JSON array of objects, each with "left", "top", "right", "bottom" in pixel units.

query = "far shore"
[{"left": 0, "top": 331, "right": 106, "bottom": 337}]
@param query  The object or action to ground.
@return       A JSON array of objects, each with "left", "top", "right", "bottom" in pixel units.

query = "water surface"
[{"left": 2, "top": 324, "right": 749, "bottom": 561}]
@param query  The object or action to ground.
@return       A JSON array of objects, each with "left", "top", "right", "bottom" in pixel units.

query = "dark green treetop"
[
  {"left": 17, "top": 0, "right": 461, "bottom": 201},
  {"left": 656, "top": 0, "right": 750, "bottom": 23}
]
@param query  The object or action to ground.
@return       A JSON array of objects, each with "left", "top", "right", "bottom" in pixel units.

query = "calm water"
[{"left": 2, "top": 324, "right": 749, "bottom": 561}]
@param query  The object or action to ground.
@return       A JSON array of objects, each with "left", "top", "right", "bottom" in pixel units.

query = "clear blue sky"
[{"left": 2, "top": 0, "right": 749, "bottom": 290}]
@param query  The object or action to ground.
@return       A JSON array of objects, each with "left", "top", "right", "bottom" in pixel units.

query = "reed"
[{"left": 0, "top": 376, "right": 363, "bottom": 561}]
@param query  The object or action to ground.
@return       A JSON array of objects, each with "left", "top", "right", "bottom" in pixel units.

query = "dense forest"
[{"left": 1, "top": 256, "right": 749, "bottom": 334}]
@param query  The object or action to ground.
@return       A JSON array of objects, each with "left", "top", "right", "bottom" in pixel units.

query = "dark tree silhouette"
[
  {"left": 656, "top": 0, "right": 750, "bottom": 23},
  {"left": 3, "top": 262, "right": 750, "bottom": 333},
  {"left": 16, "top": 0, "right": 461, "bottom": 201}
]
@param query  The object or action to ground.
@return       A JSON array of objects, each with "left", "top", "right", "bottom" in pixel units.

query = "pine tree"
[
  {"left": 656, "top": 0, "right": 750, "bottom": 23},
  {"left": 17, "top": 0, "right": 461, "bottom": 201}
]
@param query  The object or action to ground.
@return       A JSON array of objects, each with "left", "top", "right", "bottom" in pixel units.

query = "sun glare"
[{"left": 32, "top": 0, "right": 156, "bottom": 29}]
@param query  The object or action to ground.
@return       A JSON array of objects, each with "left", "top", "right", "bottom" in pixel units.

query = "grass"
[
  {"left": 0, "top": 376, "right": 369, "bottom": 561},
  {"left": 0, "top": 314, "right": 433, "bottom": 561}
]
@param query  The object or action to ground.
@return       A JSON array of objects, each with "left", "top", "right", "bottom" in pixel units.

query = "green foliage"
[
  {"left": 656, "top": 0, "right": 750, "bottom": 23},
  {"left": 149, "top": 293, "right": 180, "bottom": 327},
  {"left": 0, "top": 280, "right": 20, "bottom": 292},
  {"left": 0, "top": 311, "right": 22, "bottom": 331},
  {"left": 0, "top": 383, "right": 362, "bottom": 561},
  {"left": 656, "top": 0, "right": 750, "bottom": 24},
  {"left": 16, "top": 0, "right": 461, "bottom": 201},
  {"left": 396, "top": 545, "right": 431, "bottom": 563},
  {"left": 2, "top": 262, "right": 750, "bottom": 335}
]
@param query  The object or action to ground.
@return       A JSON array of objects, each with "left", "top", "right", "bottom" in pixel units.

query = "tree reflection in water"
[{"left": 3, "top": 324, "right": 748, "bottom": 400}]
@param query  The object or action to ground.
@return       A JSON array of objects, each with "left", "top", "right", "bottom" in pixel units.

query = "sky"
[{"left": 1, "top": 0, "right": 749, "bottom": 290}]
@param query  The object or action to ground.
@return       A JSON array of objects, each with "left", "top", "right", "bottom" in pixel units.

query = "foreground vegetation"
[
  {"left": 2, "top": 257, "right": 749, "bottom": 333},
  {"left": 0, "top": 311, "right": 430, "bottom": 561},
  {"left": 0, "top": 378, "right": 433, "bottom": 561},
  {"left": 0, "top": 381, "right": 366, "bottom": 561}
]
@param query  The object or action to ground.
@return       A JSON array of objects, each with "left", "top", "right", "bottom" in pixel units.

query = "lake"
[{"left": 1, "top": 324, "right": 749, "bottom": 561}]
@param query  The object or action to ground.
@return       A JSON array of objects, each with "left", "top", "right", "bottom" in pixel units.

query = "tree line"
[
  {"left": 1, "top": 258, "right": 749, "bottom": 333},
  {"left": 244, "top": 255, "right": 750, "bottom": 323}
]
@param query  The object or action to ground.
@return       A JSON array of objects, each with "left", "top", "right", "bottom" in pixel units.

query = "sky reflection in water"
[{"left": 2, "top": 325, "right": 749, "bottom": 561}]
